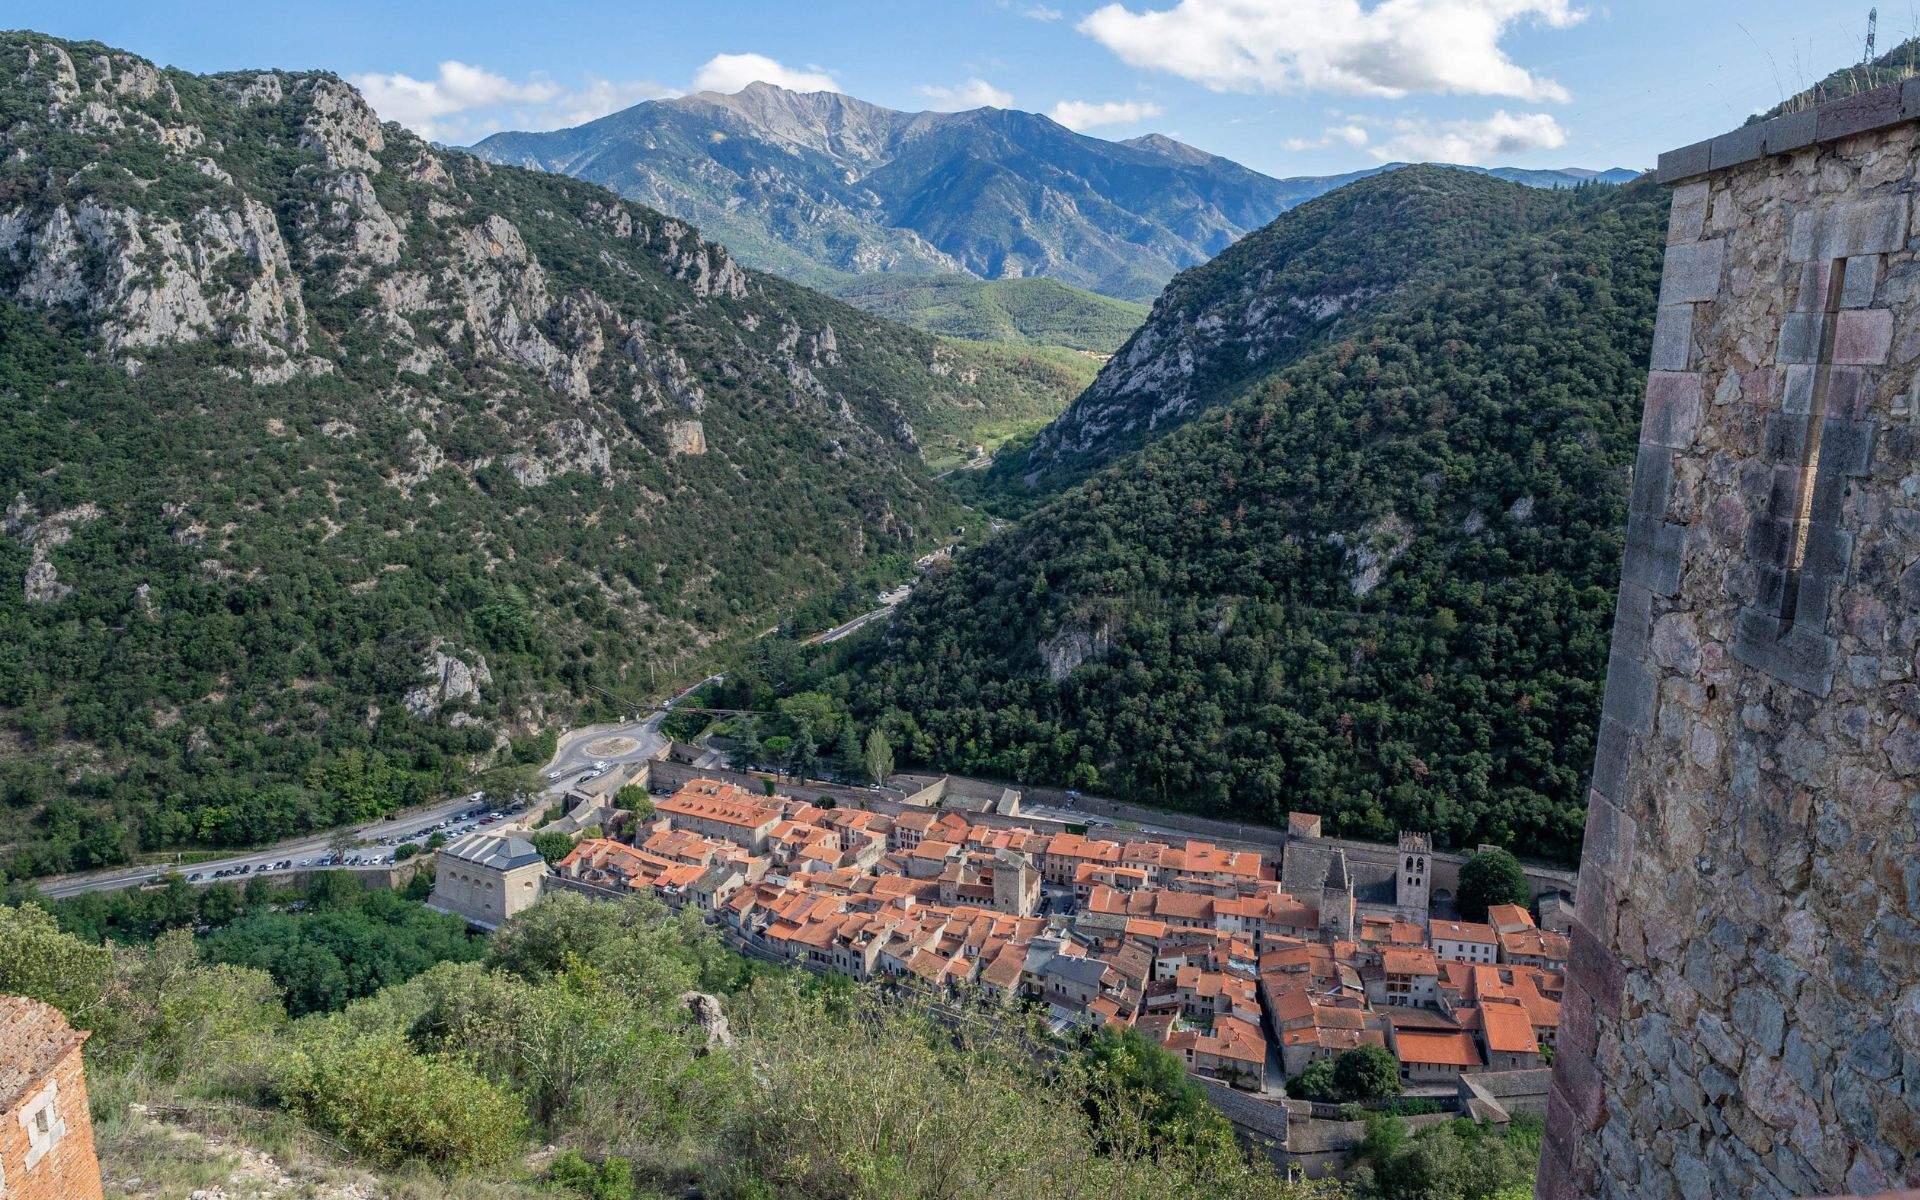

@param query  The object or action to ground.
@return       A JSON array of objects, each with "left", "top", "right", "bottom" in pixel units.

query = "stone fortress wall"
[{"left": 1539, "top": 88, "right": 1920, "bottom": 1198}]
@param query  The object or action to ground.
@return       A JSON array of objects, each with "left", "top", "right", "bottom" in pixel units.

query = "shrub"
[{"left": 276, "top": 1030, "right": 526, "bottom": 1168}]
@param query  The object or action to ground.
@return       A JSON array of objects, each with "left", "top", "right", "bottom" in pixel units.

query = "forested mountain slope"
[
  {"left": 468, "top": 83, "right": 1303, "bottom": 302},
  {"left": 0, "top": 33, "right": 1076, "bottom": 876},
  {"left": 819, "top": 274, "right": 1148, "bottom": 355},
  {"left": 1006, "top": 167, "right": 1619, "bottom": 491},
  {"left": 840, "top": 181, "right": 1666, "bottom": 863}
]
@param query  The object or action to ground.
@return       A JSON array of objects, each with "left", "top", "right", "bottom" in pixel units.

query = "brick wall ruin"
[{"left": 1538, "top": 86, "right": 1920, "bottom": 1199}]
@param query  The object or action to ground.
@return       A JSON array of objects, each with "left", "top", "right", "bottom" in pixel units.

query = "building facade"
[
  {"left": 0, "top": 995, "right": 104, "bottom": 1200},
  {"left": 1539, "top": 86, "right": 1920, "bottom": 1199},
  {"left": 429, "top": 831, "right": 548, "bottom": 929}
]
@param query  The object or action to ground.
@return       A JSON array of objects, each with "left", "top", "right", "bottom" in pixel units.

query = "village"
[{"left": 428, "top": 759, "right": 1572, "bottom": 1161}]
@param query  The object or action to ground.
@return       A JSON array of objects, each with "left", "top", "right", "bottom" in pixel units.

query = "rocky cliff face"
[
  {"left": 0, "top": 32, "right": 1072, "bottom": 875},
  {"left": 1010, "top": 166, "right": 1574, "bottom": 489}
]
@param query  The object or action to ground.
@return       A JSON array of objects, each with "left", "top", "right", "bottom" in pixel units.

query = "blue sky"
[{"left": 10, "top": 0, "right": 1880, "bottom": 175}]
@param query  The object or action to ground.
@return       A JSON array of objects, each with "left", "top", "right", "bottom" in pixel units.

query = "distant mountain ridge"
[{"left": 469, "top": 83, "right": 1639, "bottom": 304}]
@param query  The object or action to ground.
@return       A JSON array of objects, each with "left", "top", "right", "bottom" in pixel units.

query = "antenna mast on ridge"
[{"left": 1865, "top": 6, "right": 1878, "bottom": 63}]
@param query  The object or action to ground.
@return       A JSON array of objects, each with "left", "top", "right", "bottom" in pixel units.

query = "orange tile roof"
[
  {"left": 1480, "top": 1001, "right": 1540, "bottom": 1055},
  {"left": 1395, "top": 1029, "right": 1483, "bottom": 1068}
]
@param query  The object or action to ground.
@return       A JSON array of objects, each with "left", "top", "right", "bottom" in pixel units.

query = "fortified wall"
[{"left": 1539, "top": 88, "right": 1920, "bottom": 1197}]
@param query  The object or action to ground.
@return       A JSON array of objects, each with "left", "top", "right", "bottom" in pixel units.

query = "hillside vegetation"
[
  {"left": 822, "top": 273, "right": 1147, "bottom": 354},
  {"left": 830, "top": 178, "right": 1666, "bottom": 864},
  {"left": 0, "top": 891, "right": 1340, "bottom": 1200},
  {"left": 1005, "top": 167, "right": 1615, "bottom": 492},
  {"left": 0, "top": 34, "right": 1077, "bottom": 877}
]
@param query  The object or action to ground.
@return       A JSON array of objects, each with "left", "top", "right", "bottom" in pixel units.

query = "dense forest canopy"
[{"left": 830, "top": 177, "right": 1666, "bottom": 864}]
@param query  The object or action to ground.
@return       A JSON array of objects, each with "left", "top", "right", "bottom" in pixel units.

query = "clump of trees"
[
  {"left": 1287, "top": 1044, "right": 1403, "bottom": 1104},
  {"left": 1456, "top": 848, "right": 1531, "bottom": 921}
]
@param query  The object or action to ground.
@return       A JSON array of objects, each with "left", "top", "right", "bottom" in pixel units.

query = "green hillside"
[
  {"left": 827, "top": 179, "right": 1667, "bottom": 864},
  {"left": 0, "top": 34, "right": 1077, "bottom": 877},
  {"left": 822, "top": 274, "right": 1147, "bottom": 355}
]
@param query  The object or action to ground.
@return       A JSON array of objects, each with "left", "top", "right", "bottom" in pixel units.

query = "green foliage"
[
  {"left": 830, "top": 176, "right": 1665, "bottom": 863},
  {"left": 863, "top": 728, "right": 895, "bottom": 786},
  {"left": 1333, "top": 1044, "right": 1403, "bottom": 1102},
  {"left": 614, "top": 785, "right": 655, "bottom": 819},
  {"left": 549, "top": 1149, "right": 637, "bottom": 1200},
  {"left": 1350, "top": 1114, "right": 1542, "bottom": 1200},
  {"left": 46, "top": 873, "right": 287, "bottom": 943},
  {"left": 275, "top": 1028, "right": 527, "bottom": 1169},
  {"left": 1287, "top": 1058, "right": 1340, "bottom": 1102},
  {"left": 1079, "top": 1024, "right": 1239, "bottom": 1159},
  {"left": 200, "top": 887, "right": 481, "bottom": 1015},
  {"left": 0, "top": 901, "right": 113, "bottom": 1019},
  {"left": 1457, "top": 848, "right": 1532, "bottom": 921},
  {"left": 822, "top": 273, "right": 1148, "bottom": 354},
  {"left": 531, "top": 830, "right": 577, "bottom": 865}
]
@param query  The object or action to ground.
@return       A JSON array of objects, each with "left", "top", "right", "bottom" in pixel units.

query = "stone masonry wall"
[{"left": 1539, "top": 93, "right": 1920, "bottom": 1198}]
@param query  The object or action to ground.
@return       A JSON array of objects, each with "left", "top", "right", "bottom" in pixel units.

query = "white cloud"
[
  {"left": 1368, "top": 109, "right": 1566, "bottom": 163},
  {"left": 350, "top": 61, "right": 671, "bottom": 141},
  {"left": 920, "top": 78, "right": 1016, "bottom": 110},
  {"left": 1049, "top": 98, "right": 1165, "bottom": 130},
  {"left": 691, "top": 53, "right": 840, "bottom": 95},
  {"left": 1078, "top": 0, "right": 1582, "bottom": 102},
  {"left": 1283, "top": 122, "right": 1371, "bottom": 151},
  {"left": 1024, "top": 4, "right": 1066, "bottom": 17}
]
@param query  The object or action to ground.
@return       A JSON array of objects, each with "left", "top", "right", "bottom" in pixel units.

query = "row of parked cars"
[{"left": 181, "top": 798, "right": 525, "bottom": 883}]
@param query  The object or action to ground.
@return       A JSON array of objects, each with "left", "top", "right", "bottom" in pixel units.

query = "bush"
[
  {"left": 549, "top": 1149, "right": 637, "bottom": 1199},
  {"left": 277, "top": 1030, "right": 526, "bottom": 1168}
]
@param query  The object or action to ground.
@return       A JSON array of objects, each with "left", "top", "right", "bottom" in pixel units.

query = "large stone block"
[
  {"left": 1667, "top": 182, "right": 1709, "bottom": 246},
  {"left": 1776, "top": 313, "right": 1822, "bottom": 365},
  {"left": 1833, "top": 308, "right": 1894, "bottom": 365},
  {"left": 1709, "top": 122, "right": 1767, "bottom": 172},
  {"left": 1622, "top": 515, "right": 1686, "bottom": 598},
  {"left": 1629, "top": 444, "right": 1675, "bottom": 518},
  {"left": 1650, "top": 303, "right": 1695, "bottom": 369},
  {"left": 1814, "top": 84, "right": 1906, "bottom": 145},
  {"left": 1642, "top": 372, "right": 1703, "bottom": 448},
  {"left": 1660, "top": 239, "right": 1726, "bottom": 304},
  {"left": 1790, "top": 196, "right": 1911, "bottom": 263},
  {"left": 1656, "top": 138, "right": 1713, "bottom": 185}
]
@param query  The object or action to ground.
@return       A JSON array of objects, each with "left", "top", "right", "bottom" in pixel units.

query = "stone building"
[
  {"left": 1539, "top": 86, "right": 1920, "bottom": 1198},
  {"left": 991, "top": 850, "right": 1041, "bottom": 916},
  {"left": 0, "top": 995, "right": 104, "bottom": 1200},
  {"left": 428, "top": 831, "right": 548, "bottom": 929},
  {"left": 1396, "top": 831, "right": 1432, "bottom": 912}
]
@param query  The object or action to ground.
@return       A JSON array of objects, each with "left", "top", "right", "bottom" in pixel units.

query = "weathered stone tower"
[
  {"left": 1318, "top": 849, "right": 1355, "bottom": 941},
  {"left": 1538, "top": 86, "right": 1920, "bottom": 1198},
  {"left": 1396, "top": 831, "right": 1432, "bottom": 914}
]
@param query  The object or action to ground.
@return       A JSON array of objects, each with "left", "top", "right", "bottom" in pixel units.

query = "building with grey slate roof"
[{"left": 428, "top": 831, "right": 548, "bottom": 929}]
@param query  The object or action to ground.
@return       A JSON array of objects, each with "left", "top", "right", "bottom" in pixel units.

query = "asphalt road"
[{"left": 35, "top": 674, "right": 723, "bottom": 900}]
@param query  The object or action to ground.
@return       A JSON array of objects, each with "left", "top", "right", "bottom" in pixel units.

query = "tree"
[
  {"left": 836, "top": 721, "right": 863, "bottom": 770},
  {"left": 1287, "top": 1057, "right": 1339, "bottom": 1102},
  {"left": 614, "top": 785, "right": 655, "bottom": 819},
  {"left": 393, "top": 843, "right": 421, "bottom": 862},
  {"left": 531, "top": 831, "right": 576, "bottom": 865},
  {"left": 863, "top": 729, "right": 894, "bottom": 786},
  {"left": 1457, "top": 848, "right": 1530, "bottom": 921},
  {"left": 1332, "top": 1044, "right": 1402, "bottom": 1102},
  {"left": 0, "top": 903, "right": 112, "bottom": 1020}
]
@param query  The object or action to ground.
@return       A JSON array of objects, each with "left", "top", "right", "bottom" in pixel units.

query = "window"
[{"left": 20, "top": 1078, "right": 65, "bottom": 1170}]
